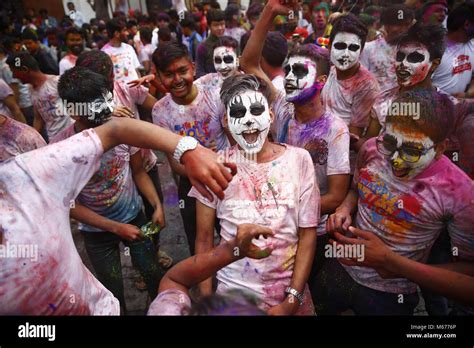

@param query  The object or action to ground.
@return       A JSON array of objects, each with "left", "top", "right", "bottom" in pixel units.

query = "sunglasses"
[{"left": 376, "top": 134, "right": 435, "bottom": 163}]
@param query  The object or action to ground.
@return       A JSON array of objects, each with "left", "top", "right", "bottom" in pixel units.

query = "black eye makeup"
[
  {"left": 214, "top": 57, "right": 222, "bottom": 64},
  {"left": 229, "top": 95, "right": 246, "bottom": 119},
  {"left": 291, "top": 63, "right": 309, "bottom": 79},
  {"left": 396, "top": 51, "right": 426, "bottom": 63},
  {"left": 333, "top": 42, "right": 360, "bottom": 52},
  {"left": 284, "top": 64, "right": 291, "bottom": 75},
  {"left": 249, "top": 95, "right": 265, "bottom": 116},
  {"left": 223, "top": 55, "right": 235, "bottom": 64}
]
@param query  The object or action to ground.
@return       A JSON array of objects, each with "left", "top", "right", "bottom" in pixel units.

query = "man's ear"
[
  {"left": 430, "top": 58, "right": 441, "bottom": 73},
  {"left": 269, "top": 108, "right": 275, "bottom": 123},
  {"left": 435, "top": 138, "right": 448, "bottom": 159},
  {"left": 223, "top": 113, "right": 229, "bottom": 128}
]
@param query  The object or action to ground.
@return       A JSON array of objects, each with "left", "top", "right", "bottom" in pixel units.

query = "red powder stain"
[{"left": 399, "top": 193, "right": 421, "bottom": 215}]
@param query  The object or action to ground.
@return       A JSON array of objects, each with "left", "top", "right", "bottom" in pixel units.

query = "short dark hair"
[
  {"left": 262, "top": 31, "right": 288, "bottom": 68},
  {"left": 59, "top": 66, "right": 111, "bottom": 104},
  {"left": 447, "top": 3, "right": 474, "bottom": 32},
  {"left": 206, "top": 9, "right": 225, "bottom": 25},
  {"left": 397, "top": 23, "right": 446, "bottom": 61},
  {"left": 386, "top": 89, "right": 454, "bottom": 143},
  {"left": 126, "top": 19, "right": 138, "bottom": 28},
  {"left": 156, "top": 12, "right": 171, "bottom": 23},
  {"left": 158, "top": 27, "right": 172, "bottom": 41},
  {"left": 76, "top": 50, "right": 114, "bottom": 91},
  {"left": 65, "top": 27, "right": 83, "bottom": 40},
  {"left": 246, "top": 3, "right": 264, "bottom": 20},
  {"left": 220, "top": 74, "right": 271, "bottom": 108},
  {"left": 6, "top": 51, "right": 39, "bottom": 71},
  {"left": 330, "top": 13, "right": 368, "bottom": 50},
  {"left": 288, "top": 44, "right": 330, "bottom": 76},
  {"left": 152, "top": 41, "right": 190, "bottom": 72},
  {"left": 140, "top": 27, "right": 153, "bottom": 43},
  {"left": 186, "top": 290, "right": 265, "bottom": 315},
  {"left": 21, "top": 29, "right": 39, "bottom": 42},
  {"left": 213, "top": 35, "right": 238, "bottom": 52},
  {"left": 106, "top": 18, "right": 125, "bottom": 40},
  {"left": 225, "top": 3, "right": 240, "bottom": 22},
  {"left": 180, "top": 16, "right": 196, "bottom": 30},
  {"left": 381, "top": 5, "right": 414, "bottom": 26}
]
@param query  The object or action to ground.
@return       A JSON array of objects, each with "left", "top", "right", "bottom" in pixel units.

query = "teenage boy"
[{"left": 196, "top": 9, "right": 226, "bottom": 78}]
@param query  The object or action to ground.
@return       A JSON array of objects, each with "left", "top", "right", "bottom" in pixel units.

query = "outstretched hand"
[
  {"left": 235, "top": 223, "right": 274, "bottom": 259},
  {"left": 266, "top": 0, "right": 299, "bottom": 16},
  {"left": 127, "top": 74, "right": 156, "bottom": 88},
  {"left": 330, "top": 226, "right": 399, "bottom": 279},
  {"left": 181, "top": 145, "right": 237, "bottom": 201}
]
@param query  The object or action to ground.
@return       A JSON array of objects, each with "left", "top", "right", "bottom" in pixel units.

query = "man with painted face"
[
  {"left": 320, "top": 89, "right": 474, "bottom": 315},
  {"left": 360, "top": 5, "right": 414, "bottom": 93},
  {"left": 51, "top": 66, "right": 164, "bottom": 314},
  {"left": 151, "top": 42, "right": 230, "bottom": 255},
  {"left": 196, "top": 9, "right": 226, "bottom": 78},
  {"left": 238, "top": 0, "right": 351, "bottom": 295},
  {"left": 59, "top": 27, "right": 85, "bottom": 75},
  {"left": 322, "top": 13, "right": 380, "bottom": 170},
  {"left": 189, "top": 74, "right": 320, "bottom": 315}
]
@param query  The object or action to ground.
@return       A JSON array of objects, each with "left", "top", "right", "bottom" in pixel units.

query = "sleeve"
[
  {"left": 350, "top": 73, "right": 380, "bottom": 129},
  {"left": 298, "top": 150, "right": 320, "bottom": 228},
  {"left": 270, "top": 91, "right": 292, "bottom": 141},
  {"left": 1, "top": 67, "right": 14, "bottom": 84},
  {"left": 0, "top": 79, "right": 14, "bottom": 100},
  {"left": 128, "top": 84, "right": 149, "bottom": 105},
  {"left": 327, "top": 124, "right": 351, "bottom": 176},
  {"left": 151, "top": 99, "right": 172, "bottom": 130},
  {"left": 195, "top": 43, "right": 207, "bottom": 78},
  {"left": 18, "top": 129, "right": 103, "bottom": 203},
  {"left": 353, "top": 137, "right": 376, "bottom": 186},
  {"left": 188, "top": 186, "right": 218, "bottom": 209},
  {"left": 147, "top": 289, "right": 191, "bottom": 316},
  {"left": 17, "top": 126, "right": 47, "bottom": 152}
]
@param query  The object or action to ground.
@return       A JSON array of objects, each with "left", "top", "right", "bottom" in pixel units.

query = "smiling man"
[
  {"left": 320, "top": 88, "right": 474, "bottom": 315},
  {"left": 151, "top": 41, "right": 229, "bottom": 255}
]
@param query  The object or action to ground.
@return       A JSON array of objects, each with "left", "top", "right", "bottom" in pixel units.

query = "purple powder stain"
[
  {"left": 72, "top": 155, "right": 88, "bottom": 165},
  {"left": 413, "top": 183, "right": 425, "bottom": 193},
  {"left": 49, "top": 303, "right": 57, "bottom": 312}
]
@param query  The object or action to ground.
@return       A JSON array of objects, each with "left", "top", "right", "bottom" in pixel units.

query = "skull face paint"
[
  {"left": 395, "top": 43, "right": 432, "bottom": 87},
  {"left": 87, "top": 91, "right": 115, "bottom": 125},
  {"left": 383, "top": 123, "right": 437, "bottom": 180},
  {"left": 213, "top": 46, "right": 239, "bottom": 79},
  {"left": 227, "top": 90, "right": 271, "bottom": 155},
  {"left": 284, "top": 56, "right": 321, "bottom": 104},
  {"left": 330, "top": 32, "right": 362, "bottom": 71}
]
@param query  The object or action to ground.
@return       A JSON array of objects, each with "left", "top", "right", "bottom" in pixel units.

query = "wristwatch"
[
  {"left": 173, "top": 136, "right": 199, "bottom": 163},
  {"left": 285, "top": 287, "right": 304, "bottom": 306}
]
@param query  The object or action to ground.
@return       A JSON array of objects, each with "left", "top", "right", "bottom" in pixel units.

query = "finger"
[
  {"left": 348, "top": 226, "right": 373, "bottom": 240},
  {"left": 250, "top": 226, "right": 274, "bottom": 239},
  {"left": 249, "top": 246, "right": 273, "bottom": 259},
  {"left": 204, "top": 177, "right": 225, "bottom": 200},
  {"left": 127, "top": 81, "right": 138, "bottom": 87},
  {"left": 342, "top": 217, "right": 352, "bottom": 231},
  {"left": 211, "top": 165, "right": 230, "bottom": 193},
  {"left": 191, "top": 179, "right": 214, "bottom": 202},
  {"left": 223, "top": 162, "right": 237, "bottom": 176},
  {"left": 333, "top": 214, "right": 343, "bottom": 231},
  {"left": 326, "top": 215, "right": 335, "bottom": 233},
  {"left": 123, "top": 106, "right": 134, "bottom": 117},
  {"left": 334, "top": 231, "right": 362, "bottom": 245}
]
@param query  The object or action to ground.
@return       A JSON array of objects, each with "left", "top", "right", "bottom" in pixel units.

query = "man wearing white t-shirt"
[
  {"left": 432, "top": 3, "right": 474, "bottom": 97},
  {"left": 102, "top": 18, "right": 141, "bottom": 83}
]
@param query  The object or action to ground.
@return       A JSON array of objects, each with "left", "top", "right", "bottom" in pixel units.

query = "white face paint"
[
  {"left": 383, "top": 123, "right": 436, "bottom": 179},
  {"left": 283, "top": 55, "right": 318, "bottom": 101},
  {"left": 395, "top": 43, "right": 432, "bottom": 87},
  {"left": 213, "top": 46, "right": 239, "bottom": 78},
  {"left": 88, "top": 91, "right": 115, "bottom": 124},
  {"left": 226, "top": 90, "right": 271, "bottom": 155},
  {"left": 330, "top": 32, "right": 362, "bottom": 71}
]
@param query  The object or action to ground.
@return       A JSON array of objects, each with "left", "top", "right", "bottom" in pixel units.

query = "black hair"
[
  {"left": 6, "top": 51, "right": 40, "bottom": 71},
  {"left": 180, "top": 16, "right": 196, "bottom": 30},
  {"left": 397, "top": 23, "right": 446, "bottom": 61},
  {"left": 288, "top": 43, "right": 330, "bottom": 76},
  {"left": 213, "top": 35, "right": 238, "bottom": 52},
  {"left": 127, "top": 19, "right": 138, "bottom": 28},
  {"left": 156, "top": 12, "right": 171, "bottom": 23},
  {"left": 262, "top": 31, "right": 288, "bottom": 68},
  {"left": 330, "top": 13, "right": 368, "bottom": 50},
  {"left": 206, "top": 9, "right": 225, "bottom": 25},
  {"left": 447, "top": 3, "right": 474, "bottom": 32},
  {"left": 140, "top": 27, "right": 153, "bottom": 43},
  {"left": 386, "top": 89, "right": 454, "bottom": 143},
  {"left": 65, "top": 27, "right": 84, "bottom": 40},
  {"left": 246, "top": 3, "right": 264, "bottom": 20},
  {"left": 380, "top": 4, "right": 414, "bottom": 26},
  {"left": 106, "top": 18, "right": 125, "bottom": 40},
  {"left": 21, "top": 29, "right": 39, "bottom": 42},
  {"left": 225, "top": 3, "right": 240, "bottom": 22},
  {"left": 152, "top": 41, "right": 190, "bottom": 72},
  {"left": 58, "top": 66, "right": 111, "bottom": 103},
  {"left": 76, "top": 50, "right": 114, "bottom": 91},
  {"left": 158, "top": 27, "right": 172, "bottom": 41},
  {"left": 167, "top": 9, "right": 179, "bottom": 21},
  {"left": 220, "top": 74, "right": 271, "bottom": 108}
]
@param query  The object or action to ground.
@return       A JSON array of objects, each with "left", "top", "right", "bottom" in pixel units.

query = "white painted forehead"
[
  {"left": 385, "top": 123, "right": 434, "bottom": 147},
  {"left": 285, "top": 55, "right": 316, "bottom": 66},
  {"left": 397, "top": 42, "right": 429, "bottom": 52},
  {"left": 229, "top": 89, "right": 268, "bottom": 105},
  {"left": 333, "top": 32, "right": 361, "bottom": 43},
  {"left": 214, "top": 46, "right": 236, "bottom": 55}
]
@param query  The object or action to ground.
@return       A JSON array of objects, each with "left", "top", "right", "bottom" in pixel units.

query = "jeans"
[
  {"left": 80, "top": 211, "right": 163, "bottom": 314},
  {"left": 178, "top": 176, "right": 197, "bottom": 255},
  {"left": 313, "top": 258, "right": 419, "bottom": 315},
  {"left": 309, "top": 233, "right": 330, "bottom": 305}
]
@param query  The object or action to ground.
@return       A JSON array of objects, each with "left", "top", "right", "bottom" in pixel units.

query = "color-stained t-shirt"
[
  {"left": 59, "top": 54, "right": 77, "bottom": 75},
  {"left": 0, "top": 116, "right": 46, "bottom": 162},
  {"left": 51, "top": 124, "right": 142, "bottom": 232},
  {"left": 0, "top": 129, "right": 120, "bottom": 314},
  {"left": 148, "top": 289, "right": 191, "bottom": 315},
  {"left": 0, "top": 78, "right": 13, "bottom": 118},
  {"left": 360, "top": 37, "right": 398, "bottom": 93},
  {"left": 343, "top": 138, "right": 474, "bottom": 294},
  {"left": 152, "top": 86, "right": 229, "bottom": 151},
  {"left": 101, "top": 42, "right": 141, "bottom": 82},
  {"left": 283, "top": 112, "right": 350, "bottom": 234},
  {"left": 189, "top": 145, "right": 320, "bottom": 314},
  {"left": 31, "top": 74, "right": 74, "bottom": 139}
]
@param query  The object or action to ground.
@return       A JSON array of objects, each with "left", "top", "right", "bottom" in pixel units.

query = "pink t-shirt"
[
  {"left": 31, "top": 75, "right": 74, "bottom": 139},
  {"left": 152, "top": 86, "right": 229, "bottom": 151},
  {"left": 0, "top": 116, "right": 46, "bottom": 162},
  {"left": 101, "top": 42, "right": 140, "bottom": 82},
  {"left": 344, "top": 138, "right": 474, "bottom": 294},
  {"left": 284, "top": 112, "right": 350, "bottom": 234},
  {"left": 59, "top": 54, "right": 77, "bottom": 75},
  {"left": 0, "top": 78, "right": 13, "bottom": 118},
  {"left": 0, "top": 129, "right": 120, "bottom": 314},
  {"left": 189, "top": 145, "right": 320, "bottom": 314},
  {"left": 148, "top": 289, "right": 191, "bottom": 315}
]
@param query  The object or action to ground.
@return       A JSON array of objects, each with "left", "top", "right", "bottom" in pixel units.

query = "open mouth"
[
  {"left": 391, "top": 165, "right": 410, "bottom": 178},
  {"left": 172, "top": 81, "right": 187, "bottom": 92},
  {"left": 218, "top": 68, "right": 232, "bottom": 75},
  {"left": 240, "top": 129, "right": 262, "bottom": 146},
  {"left": 396, "top": 70, "right": 411, "bottom": 80},
  {"left": 285, "top": 83, "right": 299, "bottom": 93},
  {"left": 337, "top": 58, "right": 349, "bottom": 65}
]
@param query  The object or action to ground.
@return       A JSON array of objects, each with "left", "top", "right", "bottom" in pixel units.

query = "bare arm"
[
  {"left": 4, "top": 95, "right": 26, "bottom": 124},
  {"left": 166, "top": 153, "right": 187, "bottom": 177},
  {"left": 321, "top": 174, "right": 350, "bottom": 215},
  {"left": 326, "top": 186, "right": 359, "bottom": 233},
  {"left": 33, "top": 109, "right": 44, "bottom": 134},
  {"left": 195, "top": 200, "right": 217, "bottom": 296}
]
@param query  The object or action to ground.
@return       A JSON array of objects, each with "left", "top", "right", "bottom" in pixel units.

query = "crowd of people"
[{"left": 0, "top": 0, "right": 473, "bottom": 316}]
